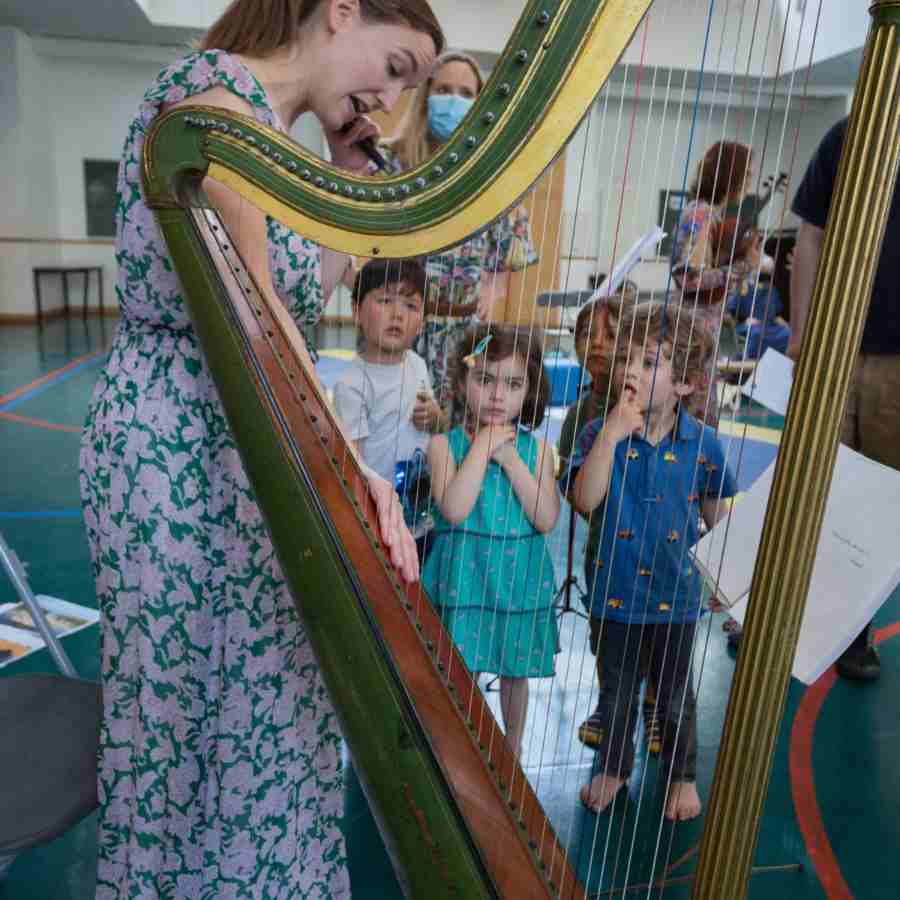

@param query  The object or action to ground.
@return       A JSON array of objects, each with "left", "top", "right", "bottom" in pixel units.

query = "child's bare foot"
[
  {"left": 665, "top": 781, "right": 701, "bottom": 821},
  {"left": 579, "top": 773, "right": 626, "bottom": 814}
]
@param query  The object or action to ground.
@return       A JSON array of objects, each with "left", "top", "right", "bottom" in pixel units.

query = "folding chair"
[{"left": 0, "top": 533, "right": 101, "bottom": 880}]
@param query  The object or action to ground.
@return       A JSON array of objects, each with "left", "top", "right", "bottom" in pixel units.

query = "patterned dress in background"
[
  {"left": 380, "top": 145, "right": 538, "bottom": 414},
  {"left": 422, "top": 428, "right": 558, "bottom": 677},
  {"left": 79, "top": 51, "right": 349, "bottom": 899}
]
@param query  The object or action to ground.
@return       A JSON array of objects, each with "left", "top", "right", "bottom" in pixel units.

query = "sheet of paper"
[
  {"left": 692, "top": 444, "right": 900, "bottom": 684},
  {"left": 592, "top": 225, "right": 667, "bottom": 299},
  {"left": 740, "top": 347, "right": 794, "bottom": 415}
]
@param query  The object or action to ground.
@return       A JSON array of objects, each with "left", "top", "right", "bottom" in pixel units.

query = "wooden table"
[{"left": 32, "top": 266, "right": 104, "bottom": 325}]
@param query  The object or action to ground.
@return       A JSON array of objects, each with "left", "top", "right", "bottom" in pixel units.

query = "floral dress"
[
  {"left": 79, "top": 51, "right": 349, "bottom": 900},
  {"left": 379, "top": 146, "right": 538, "bottom": 413},
  {"left": 671, "top": 199, "right": 755, "bottom": 426}
]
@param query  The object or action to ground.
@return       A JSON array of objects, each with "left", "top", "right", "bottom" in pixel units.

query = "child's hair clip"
[{"left": 463, "top": 333, "right": 492, "bottom": 369}]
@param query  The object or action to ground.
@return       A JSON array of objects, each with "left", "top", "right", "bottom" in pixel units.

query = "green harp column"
[{"left": 692, "top": 3, "right": 900, "bottom": 898}]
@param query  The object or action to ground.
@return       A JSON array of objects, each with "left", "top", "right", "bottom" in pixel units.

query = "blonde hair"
[
  {"left": 386, "top": 50, "right": 484, "bottom": 169},
  {"left": 201, "top": 0, "right": 444, "bottom": 58}
]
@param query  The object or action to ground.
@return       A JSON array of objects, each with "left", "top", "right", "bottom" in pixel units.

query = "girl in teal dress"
[{"left": 423, "top": 325, "right": 559, "bottom": 756}]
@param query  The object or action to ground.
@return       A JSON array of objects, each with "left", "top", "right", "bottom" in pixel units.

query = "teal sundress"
[{"left": 422, "top": 428, "right": 558, "bottom": 676}]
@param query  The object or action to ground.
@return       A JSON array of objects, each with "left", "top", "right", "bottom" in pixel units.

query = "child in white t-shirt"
[{"left": 333, "top": 259, "right": 446, "bottom": 547}]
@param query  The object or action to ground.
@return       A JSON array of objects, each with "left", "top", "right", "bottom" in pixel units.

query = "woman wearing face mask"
[
  {"left": 379, "top": 51, "right": 538, "bottom": 422},
  {"left": 79, "top": 2, "right": 443, "bottom": 897}
]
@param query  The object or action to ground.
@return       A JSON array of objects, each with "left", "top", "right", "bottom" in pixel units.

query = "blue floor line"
[
  {"left": 0, "top": 509, "right": 83, "bottom": 520},
  {"left": 0, "top": 355, "right": 107, "bottom": 413}
]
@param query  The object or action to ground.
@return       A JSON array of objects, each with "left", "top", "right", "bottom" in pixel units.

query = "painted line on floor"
[
  {"left": 0, "top": 411, "right": 82, "bottom": 433},
  {"left": 0, "top": 509, "right": 82, "bottom": 519},
  {"left": 0, "top": 349, "right": 106, "bottom": 412},
  {"left": 790, "top": 621, "right": 900, "bottom": 900},
  {"left": 717, "top": 418, "right": 782, "bottom": 446}
]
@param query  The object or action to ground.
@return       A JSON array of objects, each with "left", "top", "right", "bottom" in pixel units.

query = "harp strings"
[{"left": 202, "top": 0, "right": 829, "bottom": 890}]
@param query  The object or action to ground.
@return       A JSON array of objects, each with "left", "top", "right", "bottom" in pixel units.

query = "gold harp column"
[{"left": 692, "top": 3, "right": 900, "bottom": 898}]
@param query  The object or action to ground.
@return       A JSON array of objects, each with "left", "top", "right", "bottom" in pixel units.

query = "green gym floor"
[{"left": 1, "top": 316, "right": 898, "bottom": 899}]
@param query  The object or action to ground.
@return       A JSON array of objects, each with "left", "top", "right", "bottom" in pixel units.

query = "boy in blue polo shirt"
[{"left": 565, "top": 301, "right": 735, "bottom": 822}]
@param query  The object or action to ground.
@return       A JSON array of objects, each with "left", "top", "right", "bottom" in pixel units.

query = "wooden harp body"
[{"left": 141, "top": 0, "right": 900, "bottom": 896}]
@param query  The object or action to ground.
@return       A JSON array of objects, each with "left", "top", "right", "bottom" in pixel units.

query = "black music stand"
[{"left": 535, "top": 289, "right": 594, "bottom": 309}]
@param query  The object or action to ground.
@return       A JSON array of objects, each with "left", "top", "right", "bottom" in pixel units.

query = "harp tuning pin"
[
  {"left": 498, "top": 82, "right": 512, "bottom": 97},
  {"left": 537, "top": 10, "right": 551, "bottom": 25},
  {"left": 272, "top": 152, "right": 282, "bottom": 163},
  {"left": 431, "top": 166, "right": 444, "bottom": 178},
  {"left": 314, "top": 176, "right": 325, "bottom": 187},
  {"left": 516, "top": 49, "right": 529, "bottom": 64},
  {"left": 400, "top": 184, "right": 411, "bottom": 195},
  {"left": 298, "top": 167, "right": 309, "bottom": 178},
  {"left": 245, "top": 135, "right": 256, "bottom": 146},
  {"left": 343, "top": 185, "right": 354, "bottom": 197},
  {"left": 260, "top": 144, "right": 270, "bottom": 155},
  {"left": 387, "top": 187, "right": 397, "bottom": 198},
  {"left": 218, "top": 122, "right": 229, "bottom": 133},
  {"left": 372, "top": 189, "right": 382, "bottom": 200},
  {"left": 414, "top": 176, "right": 426, "bottom": 189},
  {"left": 447, "top": 152, "right": 459, "bottom": 165},
  {"left": 183, "top": 115, "right": 194, "bottom": 125},
  {"left": 329, "top": 181, "right": 339, "bottom": 192},
  {"left": 356, "top": 188, "right": 366, "bottom": 199},
  {"left": 483, "top": 111, "right": 495, "bottom": 125},
  {"left": 466, "top": 135, "right": 478, "bottom": 148},
  {"left": 287, "top": 161, "right": 298, "bottom": 173},
  {"left": 231, "top": 128, "right": 242, "bottom": 139}
]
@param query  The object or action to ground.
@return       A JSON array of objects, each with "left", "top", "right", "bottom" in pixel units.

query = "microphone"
[
  {"left": 357, "top": 136, "right": 387, "bottom": 172},
  {"left": 340, "top": 120, "right": 387, "bottom": 172}
]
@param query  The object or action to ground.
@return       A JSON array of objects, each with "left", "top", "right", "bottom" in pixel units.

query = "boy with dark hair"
[
  {"left": 563, "top": 301, "right": 736, "bottom": 821},
  {"left": 334, "top": 258, "right": 445, "bottom": 507}
]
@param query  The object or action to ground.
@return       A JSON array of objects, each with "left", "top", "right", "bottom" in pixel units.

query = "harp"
[{"left": 141, "top": 1, "right": 899, "bottom": 897}]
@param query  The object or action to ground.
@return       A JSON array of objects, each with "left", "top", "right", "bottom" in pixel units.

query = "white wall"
[
  {"left": 0, "top": 31, "right": 331, "bottom": 318},
  {"left": 781, "top": 0, "right": 872, "bottom": 71},
  {"left": 557, "top": 81, "right": 850, "bottom": 295},
  {"left": 0, "top": 19, "right": 855, "bottom": 320}
]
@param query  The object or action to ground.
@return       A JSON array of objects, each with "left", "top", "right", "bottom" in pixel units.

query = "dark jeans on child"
[{"left": 589, "top": 618, "right": 698, "bottom": 781}]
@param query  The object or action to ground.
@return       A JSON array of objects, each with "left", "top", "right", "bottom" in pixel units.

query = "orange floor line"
[
  {"left": 0, "top": 411, "right": 82, "bottom": 433},
  {"left": 0, "top": 349, "right": 105, "bottom": 408}
]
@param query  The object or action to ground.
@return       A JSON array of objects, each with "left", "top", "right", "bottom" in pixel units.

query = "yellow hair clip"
[{"left": 463, "top": 334, "right": 493, "bottom": 369}]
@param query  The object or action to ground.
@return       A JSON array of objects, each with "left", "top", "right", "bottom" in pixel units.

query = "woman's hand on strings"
[
  {"left": 365, "top": 472, "right": 420, "bottom": 583},
  {"left": 326, "top": 115, "right": 381, "bottom": 173}
]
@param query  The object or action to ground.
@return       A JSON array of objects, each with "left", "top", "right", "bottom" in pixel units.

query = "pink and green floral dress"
[{"left": 80, "top": 50, "right": 349, "bottom": 900}]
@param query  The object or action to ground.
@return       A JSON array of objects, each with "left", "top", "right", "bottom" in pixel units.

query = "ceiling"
[
  {"left": 0, "top": 0, "right": 860, "bottom": 90},
  {"left": 0, "top": 0, "right": 198, "bottom": 47}
]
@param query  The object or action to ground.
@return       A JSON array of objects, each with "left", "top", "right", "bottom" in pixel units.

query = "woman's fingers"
[{"left": 366, "top": 474, "right": 419, "bottom": 583}]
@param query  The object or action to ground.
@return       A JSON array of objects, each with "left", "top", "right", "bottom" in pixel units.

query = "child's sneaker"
[
  {"left": 577, "top": 711, "right": 605, "bottom": 747},
  {"left": 643, "top": 699, "right": 662, "bottom": 756}
]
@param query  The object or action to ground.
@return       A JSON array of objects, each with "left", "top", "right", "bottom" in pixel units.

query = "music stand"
[
  {"left": 535, "top": 290, "right": 594, "bottom": 309},
  {"left": 554, "top": 505, "right": 589, "bottom": 621}
]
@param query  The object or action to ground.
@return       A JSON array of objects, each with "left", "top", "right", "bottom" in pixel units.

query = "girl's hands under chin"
[
  {"left": 325, "top": 115, "right": 380, "bottom": 173},
  {"left": 364, "top": 470, "right": 420, "bottom": 584}
]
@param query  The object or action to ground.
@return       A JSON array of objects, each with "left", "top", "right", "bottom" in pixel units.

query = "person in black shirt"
[{"left": 789, "top": 117, "right": 900, "bottom": 681}]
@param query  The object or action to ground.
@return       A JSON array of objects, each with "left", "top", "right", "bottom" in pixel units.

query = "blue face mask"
[{"left": 427, "top": 94, "right": 475, "bottom": 143}]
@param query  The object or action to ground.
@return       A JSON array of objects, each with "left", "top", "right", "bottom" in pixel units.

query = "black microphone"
[
  {"left": 357, "top": 136, "right": 387, "bottom": 171},
  {"left": 339, "top": 120, "right": 387, "bottom": 172}
]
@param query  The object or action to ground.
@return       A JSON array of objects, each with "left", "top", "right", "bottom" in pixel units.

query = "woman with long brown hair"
[
  {"left": 671, "top": 140, "right": 762, "bottom": 424},
  {"left": 79, "top": 2, "right": 442, "bottom": 896},
  {"left": 379, "top": 51, "right": 538, "bottom": 422}
]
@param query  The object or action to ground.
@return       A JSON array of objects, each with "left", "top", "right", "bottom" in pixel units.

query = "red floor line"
[
  {"left": 0, "top": 411, "right": 82, "bottom": 433},
  {"left": 0, "top": 349, "right": 105, "bottom": 408},
  {"left": 789, "top": 622, "right": 900, "bottom": 899}
]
